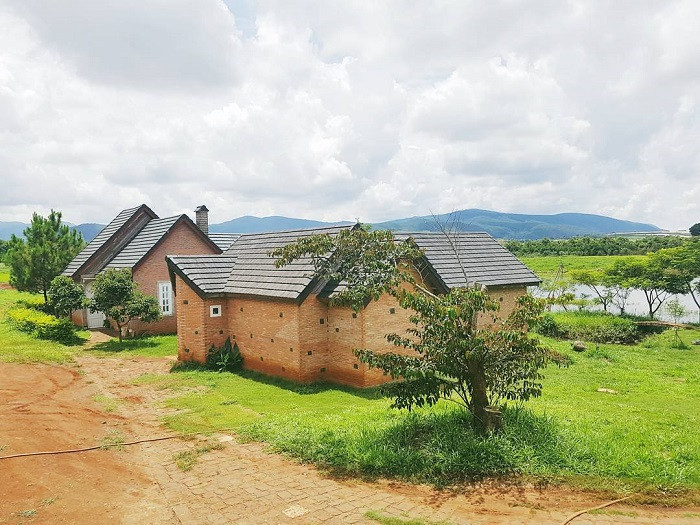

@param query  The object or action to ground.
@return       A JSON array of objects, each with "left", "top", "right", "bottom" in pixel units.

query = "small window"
[
  {"left": 210, "top": 305, "right": 222, "bottom": 317},
  {"left": 158, "top": 282, "right": 173, "bottom": 316}
]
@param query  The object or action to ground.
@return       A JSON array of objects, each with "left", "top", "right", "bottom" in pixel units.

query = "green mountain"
[{"left": 1, "top": 209, "right": 663, "bottom": 242}]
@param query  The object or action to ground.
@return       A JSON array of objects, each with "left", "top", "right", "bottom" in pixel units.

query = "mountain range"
[{"left": 0, "top": 209, "right": 661, "bottom": 243}]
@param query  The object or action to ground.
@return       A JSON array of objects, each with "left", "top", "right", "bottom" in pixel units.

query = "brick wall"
[
  {"left": 174, "top": 276, "right": 529, "bottom": 388},
  {"left": 228, "top": 296, "right": 302, "bottom": 381},
  {"left": 131, "top": 221, "right": 218, "bottom": 335}
]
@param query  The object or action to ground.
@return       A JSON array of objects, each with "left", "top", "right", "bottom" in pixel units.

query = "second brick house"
[{"left": 63, "top": 204, "right": 237, "bottom": 335}]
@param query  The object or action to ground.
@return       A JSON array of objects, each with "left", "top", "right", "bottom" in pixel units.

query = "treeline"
[
  {"left": 544, "top": 242, "right": 700, "bottom": 322},
  {"left": 505, "top": 236, "right": 687, "bottom": 257}
]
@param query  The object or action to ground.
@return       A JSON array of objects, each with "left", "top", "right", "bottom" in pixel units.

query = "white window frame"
[
  {"left": 158, "top": 281, "right": 173, "bottom": 316},
  {"left": 210, "top": 305, "right": 222, "bottom": 317}
]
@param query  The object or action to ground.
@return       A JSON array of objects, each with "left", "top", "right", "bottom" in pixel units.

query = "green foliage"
[
  {"left": 604, "top": 257, "right": 684, "bottom": 319},
  {"left": 535, "top": 312, "right": 641, "bottom": 344},
  {"left": 0, "top": 239, "right": 7, "bottom": 259},
  {"left": 652, "top": 243, "right": 700, "bottom": 322},
  {"left": 206, "top": 337, "right": 243, "bottom": 372},
  {"left": 0, "top": 289, "right": 89, "bottom": 362},
  {"left": 48, "top": 276, "right": 86, "bottom": 318},
  {"left": 89, "top": 269, "right": 161, "bottom": 342},
  {"left": 690, "top": 223, "right": 700, "bottom": 237},
  {"left": 505, "top": 236, "right": 686, "bottom": 257},
  {"left": 4, "top": 210, "right": 84, "bottom": 301},
  {"left": 357, "top": 290, "right": 556, "bottom": 424},
  {"left": 7, "top": 305, "right": 78, "bottom": 343}
]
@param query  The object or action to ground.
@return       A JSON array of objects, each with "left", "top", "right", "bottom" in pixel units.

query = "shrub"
[
  {"left": 206, "top": 337, "right": 243, "bottom": 372},
  {"left": 15, "top": 296, "right": 54, "bottom": 315},
  {"left": 7, "top": 306, "right": 77, "bottom": 343},
  {"left": 534, "top": 311, "right": 641, "bottom": 344}
]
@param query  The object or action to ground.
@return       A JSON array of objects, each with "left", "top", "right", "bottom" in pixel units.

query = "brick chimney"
[{"left": 194, "top": 205, "right": 209, "bottom": 235}]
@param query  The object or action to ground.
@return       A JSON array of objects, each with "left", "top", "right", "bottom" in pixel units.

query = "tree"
[
  {"left": 605, "top": 258, "right": 684, "bottom": 319},
  {"left": 569, "top": 269, "right": 614, "bottom": 312},
  {"left": 690, "top": 223, "right": 700, "bottom": 237},
  {"left": 48, "top": 276, "right": 87, "bottom": 318},
  {"left": 665, "top": 299, "right": 687, "bottom": 348},
  {"left": 89, "top": 269, "right": 161, "bottom": 342},
  {"left": 654, "top": 244, "right": 700, "bottom": 323},
  {"left": 4, "top": 210, "right": 84, "bottom": 301},
  {"left": 0, "top": 239, "right": 7, "bottom": 260},
  {"left": 272, "top": 227, "right": 558, "bottom": 432}
]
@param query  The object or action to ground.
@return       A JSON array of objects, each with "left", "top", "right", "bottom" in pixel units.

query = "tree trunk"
[
  {"left": 467, "top": 359, "right": 489, "bottom": 433},
  {"left": 42, "top": 288, "right": 48, "bottom": 303},
  {"left": 116, "top": 322, "right": 123, "bottom": 343}
]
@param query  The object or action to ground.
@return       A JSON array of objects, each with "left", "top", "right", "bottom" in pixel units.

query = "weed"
[
  {"left": 93, "top": 394, "right": 119, "bottom": 413},
  {"left": 99, "top": 430, "right": 126, "bottom": 451},
  {"left": 589, "top": 508, "right": 637, "bottom": 517},
  {"left": 17, "top": 509, "right": 37, "bottom": 518},
  {"left": 173, "top": 441, "right": 225, "bottom": 471},
  {"left": 365, "top": 511, "right": 452, "bottom": 525},
  {"left": 40, "top": 497, "right": 57, "bottom": 507}
]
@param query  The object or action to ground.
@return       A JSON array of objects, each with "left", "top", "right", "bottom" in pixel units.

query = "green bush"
[
  {"left": 535, "top": 311, "right": 642, "bottom": 344},
  {"left": 7, "top": 306, "right": 77, "bottom": 343},
  {"left": 206, "top": 337, "right": 243, "bottom": 372},
  {"left": 15, "top": 296, "right": 54, "bottom": 315}
]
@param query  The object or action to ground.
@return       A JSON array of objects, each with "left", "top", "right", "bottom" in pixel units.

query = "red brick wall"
[
  {"left": 174, "top": 276, "right": 529, "bottom": 388},
  {"left": 131, "top": 221, "right": 218, "bottom": 335},
  {"left": 228, "top": 296, "right": 302, "bottom": 381}
]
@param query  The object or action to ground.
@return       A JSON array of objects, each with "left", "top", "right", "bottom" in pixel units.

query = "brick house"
[
  {"left": 63, "top": 204, "right": 236, "bottom": 335},
  {"left": 166, "top": 226, "right": 540, "bottom": 387}
]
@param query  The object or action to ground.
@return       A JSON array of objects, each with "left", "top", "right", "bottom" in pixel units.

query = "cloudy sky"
[{"left": 0, "top": 1, "right": 698, "bottom": 229}]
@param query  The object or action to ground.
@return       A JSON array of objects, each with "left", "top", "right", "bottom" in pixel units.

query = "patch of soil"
[{"left": 0, "top": 362, "right": 175, "bottom": 524}]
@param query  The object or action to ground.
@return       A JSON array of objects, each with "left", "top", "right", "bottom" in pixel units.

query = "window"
[
  {"left": 210, "top": 305, "right": 222, "bottom": 317},
  {"left": 158, "top": 282, "right": 173, "bottom": 316}
]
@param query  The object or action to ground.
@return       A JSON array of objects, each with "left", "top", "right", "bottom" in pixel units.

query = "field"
[
  {"left": 0, "top": 263, "right": 9, "bottom": 284},
  {"left": 521, "top": 255, "right": 646, "bottom": 280}
]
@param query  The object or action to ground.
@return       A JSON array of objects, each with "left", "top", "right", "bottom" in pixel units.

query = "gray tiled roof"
[
  {"left": 103, "top": 216, "right": 181, "bottom": 270},
  {"left": 168, "top": 226, "right": 539, "bottom": 300},
  {"left": 208, "top": 233, "right": 240, "bottom": 251},
  {"left": 167, "top": 254, "right": 239, "bottom": 295},
  {"left": 395, "top": 232, "right": 540, "bottom": 288},
  {"left": 62, "top": 206, "right": 144, "bottom": 276},
  {"left": 222, "top": 226, "right": 351, "bottom": 299}
]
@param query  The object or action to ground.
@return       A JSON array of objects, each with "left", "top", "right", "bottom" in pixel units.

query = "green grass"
[
  {"left": 521, "top": 255, "right": 646, "bottom": 280},
  {"left": 0, "top": 289, "right": 90, "bottom": 363},
  {"left": 0, "top": 288, "right": 176, "bottom": 363},
  {"left": 365, "top": 511, "right": 452, "bottom": 525},
  {"left": 88, "top": 335, "right": 178, "bottom": 358},
  {"left": 0, "top": 263, "right": 9, "bottom": 284},
  {"left": 135, "top": 329, "right": 700, "bottom": 497}
]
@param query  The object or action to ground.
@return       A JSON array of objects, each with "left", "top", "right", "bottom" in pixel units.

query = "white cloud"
[{"left": 0, "top": 0, "right": 698, "bottom": 230}]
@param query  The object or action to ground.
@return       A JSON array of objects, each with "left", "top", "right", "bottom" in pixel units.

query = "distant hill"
[
  {"left": 72, "top": 223, "right": 105, "bottom": 242},
  {"left": 210, "top": 215, "right": 353, "bottom": 233},
  {"left": 372, "top": 210, "right": 661, "bottom": 240},
  {"left": 1, "top": 209, "right": 663, "bottom": 241},
  {"left": 0, "top": 222, "right": 28, "bottom": 240},
  {"left": 0, "top": 222, "right": 106, "bottom": 242}
]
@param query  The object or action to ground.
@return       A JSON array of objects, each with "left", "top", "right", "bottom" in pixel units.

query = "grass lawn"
[
  {"left": 0, "top": 288, "right": 90, "bottom": 363},
  {"left": 0, "top": 263, "right": 9, "bottom": 284},
  {"left": 135, "top": 328, "right": 700, "bottom": 499},
  {"left": 521, "top": 255, "right": 646, "bottom": 281},
  {"left": 88, "top": 335, "right": 179, "bottom": 358}
]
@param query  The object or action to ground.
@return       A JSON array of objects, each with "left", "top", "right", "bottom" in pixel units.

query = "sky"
[{"left": 0, "top": 1, "right": 698, "bottom": 230}]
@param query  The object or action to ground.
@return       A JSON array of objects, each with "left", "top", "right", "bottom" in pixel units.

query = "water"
[{"left": 531, "top": 285, "right": 700, "bottom": 324}]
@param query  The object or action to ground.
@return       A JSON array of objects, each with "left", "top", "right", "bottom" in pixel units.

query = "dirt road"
[{"left": 1, "top": 355, "right": 698, "bottom": 524}]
